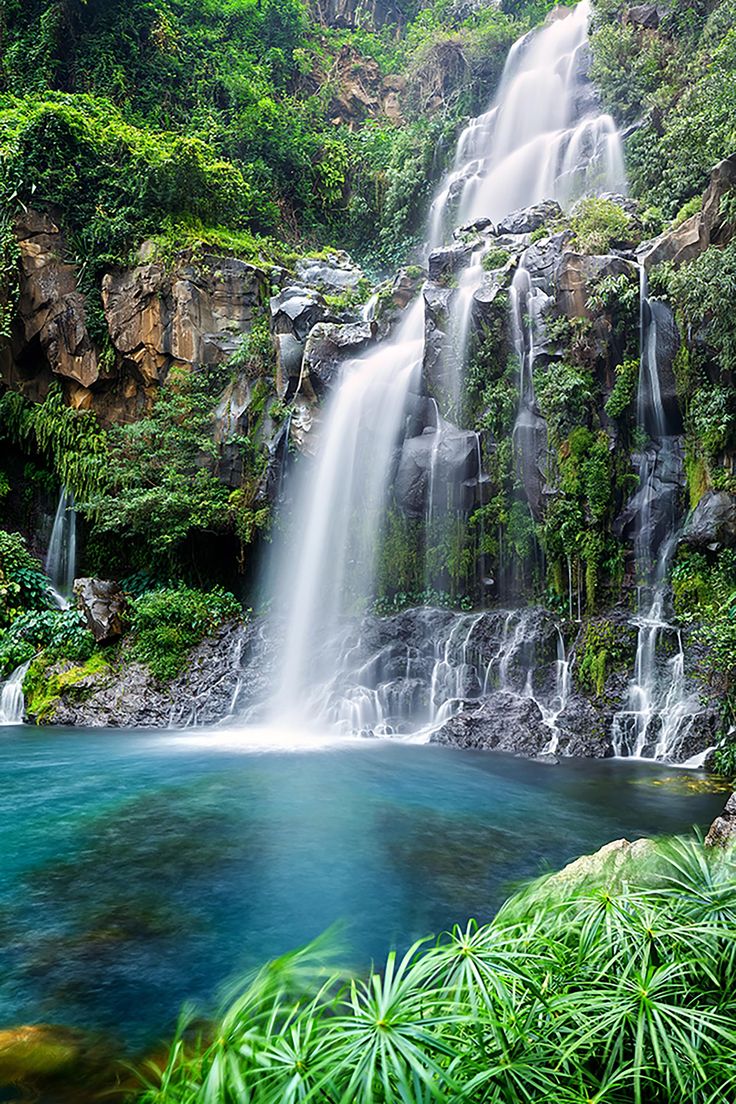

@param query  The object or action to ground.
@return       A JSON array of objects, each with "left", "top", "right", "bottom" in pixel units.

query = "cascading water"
[
  {"left": 0, "top": 660, "right": 30, "bottom": 725},
  {"left": 612, "top": 269, "right": 704, "bottom": 762},
  {"left": 46, "top": 487, "right": 77, "bottom": 607},
  {"left": 428, "top": 0, "right": 625, "bottom": 249},
  {"left": 260, "top": 0, "right": 626, "bottom": 734},
  {"left": 268, "top": 299, "right": 425, "bottom": 719}
]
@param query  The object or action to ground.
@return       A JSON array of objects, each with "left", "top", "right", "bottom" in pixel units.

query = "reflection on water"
[{"left": 0, "top": 725, "right": 724, "bottom": 1048}]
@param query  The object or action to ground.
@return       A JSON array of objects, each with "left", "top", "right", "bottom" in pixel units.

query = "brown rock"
[
  {"left": 14, "top": 210, "right": 99, "bottom": 388},
  {"left": 74, "top": 578, "right": 128, "bottom": 645},
  {"left": 556, "top": 253, "right": 637, "bottom": 318}
]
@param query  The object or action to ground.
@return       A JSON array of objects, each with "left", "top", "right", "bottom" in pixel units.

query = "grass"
[{"left": 135, "top": 836, "right": 736, "bottom": 1104}]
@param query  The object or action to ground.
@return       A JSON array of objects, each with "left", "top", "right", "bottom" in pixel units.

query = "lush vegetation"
[
  {"left": 137, "top": 837, "right": 736, "bottom": 1104},
  {"left": 129, "top": 585, "right": 242, "bottom": 681}
]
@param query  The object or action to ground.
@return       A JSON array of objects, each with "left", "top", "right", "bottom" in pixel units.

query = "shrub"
[
  {"left": 0, "top": 608, "right": 94, "bottom": 677},
  {"left": 605, "top": 358, "right": 639, "bottom": 419},
  {"left": 0, "top": 529, "right": 53, "bottom": 628},
  {"left": 571, "top": 197, "right": 636, "bottom": 255},
  {"left": 130, "top": 586, "right": 242, "bottom": 681}
]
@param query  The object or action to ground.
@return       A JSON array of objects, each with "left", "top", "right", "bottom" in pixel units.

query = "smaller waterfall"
[
  {"left": 0, "top": 661, "right": 30, "bottom": 725},
  {"left": 46, "top": 488, "right": 77, "bottom": 607},
  {"left": 613, "top": 270, "right": 698, "bottom": 761}
]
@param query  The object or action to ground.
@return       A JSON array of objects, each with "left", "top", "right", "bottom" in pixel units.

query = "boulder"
[
  {"left": 295, "top": 251, "right": 363, "bottom": 294},
  {"left": 627, "top": 3, "right": 665, "bottom": 28},
  {"left": 270, "top": 285, "right": 329, "bottom": 343},
  {"left": 274, "top": 332, "right": 305, "bottom": 398},
  {"left": 74, "top": 578, "right": 127, "bottom": 645},
  {"left": 640, "top": 153, "right": 736, "bottom": 270},
  {"left": 496, "top": 200, "right": 562, "bottom": 236},
  {"left": 430, "top": 691, "right": 552, "bottom": 755},
  {"left": 556, "top": 253, "right": 638, "bottom": 319},
  {"left": 394, "top": 425, "right": 479, "bottom": 517},
  {"left": 303, "top": 321, "right": 374, "bottom": 397},
  {"left": 705, "top": 792, "right": 736, "bottom": 847},
  {"left": 682, "top": 490, "right": 736, "bottom": 551},
  {"left": 428, "top": 240, "right": 477, "bottom": 281}
]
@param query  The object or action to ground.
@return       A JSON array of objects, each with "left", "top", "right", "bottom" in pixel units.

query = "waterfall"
[
  {"left": 46, "top": 487, "right": 77, "bottom": 607},
  {"left": 268, "top": 299, "right": 425, "bottom": 719},
  {"left": 0, "top": 661, "right": 30, "bottom": 725},
  {"left": 612, "top": 269, "right": 700, "bottom": 761},
  {"left": 262, "top": 1, "right": 621, "bottom": 733},
  {"left": 428, "top": 0, "right": 625, "bottom": 248}
]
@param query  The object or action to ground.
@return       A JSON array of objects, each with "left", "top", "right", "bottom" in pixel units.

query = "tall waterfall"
[
  {"left": 264, "top": 1, "right": 624, "bottom": 729},
  {"left": 269, "top": 301, "right": 425, "bottom": 716},
  {"left": 612, "top": 270, "right": 704, "bottom": 762},
  {"left": 46, "top": 487, "right": 77, "bottom": 607}
]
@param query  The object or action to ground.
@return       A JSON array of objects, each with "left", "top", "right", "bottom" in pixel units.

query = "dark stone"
[
  {"left": 295, "top": 251, "right": 363, "bottom": 293},
  {"left": 682, "top": 490, "right": 736, "bottom": 551},
  {"left": 514, "top": 406, "right": 549, "bottom": 520},
  {"left": 73, "top": 579, "right": 127, "bottom": 645},
  {"left": 615, "top": 437, "right": 685, "bottom": 558},
  {"left": 430, "top": 691, "right": 552, "bottom": 755},
  {"left": 705, "top": 792, "right": 736, "bottom": 847},
  {"left": 628, "top": 3, "right": 663, "bottom": 28},
  {"left": 641, "top": 299, "right": 683, "bottom": 435},
  {"left": 428, "top": 240, "right": 477, "bottom": 281},
  {"left": 496, "top": 200, "right": 562, "bottom": 236},
  {"left": 394, "top": 425, "right": 479, "bottom": 517},
  {"left": 275, "top": 332, "right": 304, "bottom": 399},
  {"left": 270, "top": 285, "right": 329, "bottom": 343}
]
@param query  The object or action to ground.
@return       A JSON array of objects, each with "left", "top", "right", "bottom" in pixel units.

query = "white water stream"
[
  {"left": 0, "top": 660, "right": 30, "bottom": 725},
  {"left": 46, "top": 487, "right": 77, "bottom": 608}
]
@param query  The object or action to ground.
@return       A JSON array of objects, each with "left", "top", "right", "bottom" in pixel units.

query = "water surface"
[{"left": 0, "top": 724, "right": 724, "bottom": 1047}]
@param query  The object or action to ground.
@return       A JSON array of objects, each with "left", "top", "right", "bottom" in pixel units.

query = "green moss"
[
  {"left": 25, "top": 651, "right": 111, "bottom": 724},
  {"left": 577, "top": 619, "right": 634, "bottom": 697}
]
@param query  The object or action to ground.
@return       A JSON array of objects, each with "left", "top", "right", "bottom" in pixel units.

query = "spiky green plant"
[{"left": 135, "top": 837, "right": 736, "bottom": 1104}]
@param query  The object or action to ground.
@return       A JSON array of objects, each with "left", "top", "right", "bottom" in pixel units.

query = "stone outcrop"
[
  {"left": 556, "top": 253, "right": 637, "bottom": 318},
  {"left": 12, "top": 210, "right": 98, "bottom": 390},
  {"left": 302, "top": 320, "right": 374, "bottom": 397},
  {"left": 496, "top": 199, "right": 562, "bottom": 236},
  {"left": 102, "top": 251, "right": 268, "bottom": 388},
  {"left": 431, "top": 691, "right": 553, "bottom": 756},
  {"left": 640, "top": 152, "right": 736, "bottom": 270},
  {"left": 74, "top": 578, "right": 127, "bottom": 645},
  {"left": 295, "top": 251, "right": 364, "bottom": 294},
  {"left": 705, "top": 793, "right": 736, "bottom": 847},
  {"left": 682, "top": 490, "right": 736, "bottom": 551}
]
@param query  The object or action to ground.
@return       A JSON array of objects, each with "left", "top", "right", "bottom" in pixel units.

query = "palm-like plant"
[{"left": 135, "top": 837, "right": 736, "bottom": 1104}]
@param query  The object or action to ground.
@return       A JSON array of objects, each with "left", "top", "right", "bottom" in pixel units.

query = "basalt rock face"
[
  {"left": 2, "top": 213, "right": 270, "bottom": 424},
  {"left": 682, "top": 490, "right": 736, "bottom": 551},
  {"left": 7, "top": 211, "right": 99, "bottom": 396},
  {"left": 640, "top": 153, "right": 736, "bottom": 270},
  {"left": 46, "top": 621, "right": 250, "bottom": 728},
  {"left": 102, "top": 252, "right": 269, "bottom": 387}
]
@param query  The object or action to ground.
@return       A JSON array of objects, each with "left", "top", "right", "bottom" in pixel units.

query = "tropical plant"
[{"left": 135, "top": 837, "right": 736, "bottom": 1104}]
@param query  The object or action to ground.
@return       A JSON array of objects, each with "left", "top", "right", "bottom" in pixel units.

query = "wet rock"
[
  {"left": 74, "top": 578, "right": 127, "bottom": 645},
  {"left": 641, "top": 299, "right": 683, "bottom": 433},
  {"left": 47, "top": 621, "right": 250, "bottom": 727},
  {"left": 295, "top": 251, "right": 363, "bottom": 294},
  {"left": 522, "top": 231, "right": 572, "bottom": 295},
  {"left": 430, "top": 691, "right": 552, "bottom": 755},
  {"left": 555, "top": 694, "right": 614, "bottom": 757},
  {"left": 275, "top": 332, "right": 305, "bottom": 399},
  {"left": 515, "top": 406, "right": 549, "bottom": 520},
  {"left": 270, "top": 285, "right": 330, "bottom": 343},
  {"left": 395, "top": 425, "right": 479, "bottom": 517},
  {"left": 615, "top": 437, "right": 685, "bottom": 553},
  {"left": 496, "top": 200, "right": 562, "bottom": 236},
  {"left": 682, "top": 490, "right": 736, "bottom": 551},
  {"left": 428, "top": 240, "right": 477, "bottom": 281},
  {"left": 705, "top": 792, "right": 736, "bottom": 847},
  {"left": 303, "top": 321, "right": 374, "bottom": 397}
]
